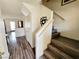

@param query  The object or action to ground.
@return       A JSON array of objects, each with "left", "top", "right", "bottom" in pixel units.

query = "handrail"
[
  {"left": 54, "top": 12, "right": 65, "bottom": 21},
  {"left": 36, "top": 11, "right": 53, "bottom": 36}
]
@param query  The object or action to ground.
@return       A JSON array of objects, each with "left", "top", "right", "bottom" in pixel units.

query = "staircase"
[
  {"left": 35, "top": 1, "right": 79, "bottom": 58},
  {"left": 40, "top": 32, "right": 79, "bottom": 59}
]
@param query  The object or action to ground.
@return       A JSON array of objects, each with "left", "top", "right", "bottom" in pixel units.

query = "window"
[{"left": 18, "top": 21, "right": 23, "bottom": 28}]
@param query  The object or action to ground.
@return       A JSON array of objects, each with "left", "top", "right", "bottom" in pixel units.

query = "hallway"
[{"left": 7, "top": 32, "right": 34, "bottom": 59}]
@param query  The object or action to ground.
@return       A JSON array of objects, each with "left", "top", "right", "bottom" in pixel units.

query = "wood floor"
[{"left": 7, "top": 32, "right": 34, "bottom": 59}]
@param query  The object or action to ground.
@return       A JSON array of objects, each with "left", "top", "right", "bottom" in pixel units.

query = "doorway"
[{"left": 10, "top": 21, "right": 16, "bottom": 31}]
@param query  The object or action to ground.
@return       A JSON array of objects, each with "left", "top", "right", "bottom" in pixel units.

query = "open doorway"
[{"left": 10, "top": 21, "right": 16, "bottom": 31}]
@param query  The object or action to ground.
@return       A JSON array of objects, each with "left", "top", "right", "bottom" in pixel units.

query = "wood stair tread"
[
  {"left": 52, "top": 39, "right": 79, "bottom": 58},
  {"left": 48, "top": 45, "right": 73, "bottom": 59},
  {"left": 52, "top": 39, "right": 79, "bottom": 52},
  {"left": 44, "top": 49, "right": 57, "bottom": 59},
  {"left": 40, "top": 55, "right": 48, "bottom": 59},
  {"left": 56, "top": 36, "right": 79, "bottom": 49}
]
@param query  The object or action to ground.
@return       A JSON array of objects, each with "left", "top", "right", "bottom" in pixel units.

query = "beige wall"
[
  {"left": 0, "top": 9, "right": 9, "bottom": 59},
  {"left": 23, "top": 3, "right": 40, "bottom": 48},
  {"left": 23, "top": 3, "right": 51, "bottom": 48},
  {"left": 36, "top": 15, "right": 53, "bottom": 59},
  {"left": 44, "top": 0, "right": 79, "bottom": 40},
  {"left": 22, "top": 0, "right": 41, "bottom": 5},
  {"left": 4, "top": 19, "right": 11, "bottom": 33}
]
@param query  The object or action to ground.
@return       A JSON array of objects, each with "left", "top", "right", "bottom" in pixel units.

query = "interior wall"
[
  {"left": 36, "top": 18, "right": 53, "bottom": 59},
  {"left": 0, "top": 9, "right": 9, "bottom": 59},
  {"left": 24, "top": 15, "right": 33, "bottom": 47},
  {"left": 23, "top": 3, "right": 51, "bottom": 48},
  {"left": 22, "top": 0, "right": 41, "bottom": 5},
  {"left": 4, "top": 18, "right": 11, "bottom": 33},
  {"left": 39, "top": 5, "right": 51, "bottom": 23},
  {"left": 23, "top": 3, "right": 40, "bottom": 48},
  {"left": 44, "top": 0, "right": 79, "bottom": 40}
]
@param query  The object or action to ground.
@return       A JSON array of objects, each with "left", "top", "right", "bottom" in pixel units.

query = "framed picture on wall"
[{"left": 61, "top": 0, "right": 76, "bottom": 6}]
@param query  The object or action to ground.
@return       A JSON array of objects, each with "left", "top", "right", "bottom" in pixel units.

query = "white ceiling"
[
  {"left": 0, "top": 0, "right": 41, "bottom": 18},
  {"left": 0, "top": 0, "right": 23, "bottom": 17}
]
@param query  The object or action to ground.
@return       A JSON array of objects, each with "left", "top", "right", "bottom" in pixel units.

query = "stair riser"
[
  {"left": 52, "top": 33, "right": 60, "bottom": 39},
  {"left": 44, "top": 52, "right": 55, "bottom": 59}
]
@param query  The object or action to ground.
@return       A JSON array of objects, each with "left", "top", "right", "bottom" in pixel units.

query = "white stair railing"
[{"left": 36, "top": 11, "right": 54, "bottom": 59}]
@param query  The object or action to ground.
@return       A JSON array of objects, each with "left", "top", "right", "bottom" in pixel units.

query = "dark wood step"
[
  {"left": 52, "top": 32, "right": 60, "bottom": 39},
  {"left": 55, "top": 36, "right": 79, "bottom": 49},
  {"left": 51, "top": 39, "right": 79, "bottom": 58},
  {"left": 44, "top": 49, "right": 57, "bottom": 59},
  {"left": 48, "top": 45, "right": 73, "bottom": 59},
  {"left": 52, "top": 29, "right": 57, "bottom": 34},
  {"left": 40, "top": 55, "right": 48, "bottom": 59}
]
